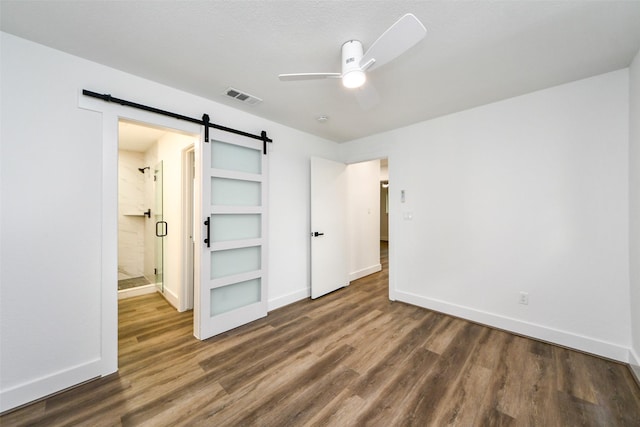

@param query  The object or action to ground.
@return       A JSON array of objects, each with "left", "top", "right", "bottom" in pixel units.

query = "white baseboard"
[
  {"left": 267, "top": 263, "right": 383, "bottom": 312},
  {"left": 118, "top": 284, "right": 180, "bottom": 311},
  {"left": 0, "top": 358, "right": 104, "bottom": 413},
  {"left": 349, "top": 264, "right": 382, "bottom": 282},
  {"left": 268, "top": 288, "right": 309, "bottom": 311},
  {"left": 630, "top": 348, "right": 640, "bottom": 384},
  {"left": 162, "top": 287, "right": 180, "bottom": 310},
  {"left": 117, "top": 284, "right": 156, "bottom": 299},
  {"left": 395, "top": 290, "right": 630, "bottom": 362}
]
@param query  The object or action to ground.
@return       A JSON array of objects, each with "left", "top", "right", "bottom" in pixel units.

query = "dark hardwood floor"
[{"left": 3, "top": 242, "right": 640, "bottom": 426}]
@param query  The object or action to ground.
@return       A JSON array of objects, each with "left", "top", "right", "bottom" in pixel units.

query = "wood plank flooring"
[{"left": 3, "top": 242, "right": 640, "bottom": 426}]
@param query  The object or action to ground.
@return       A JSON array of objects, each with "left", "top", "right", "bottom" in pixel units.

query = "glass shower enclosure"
[{"left": 154, "top": 161, "right": 165, "bottom": 293}]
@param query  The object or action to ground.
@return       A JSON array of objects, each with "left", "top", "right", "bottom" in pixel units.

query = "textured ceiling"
[{"left": 2, "top": 1, "right": 640, "bottom": 142}]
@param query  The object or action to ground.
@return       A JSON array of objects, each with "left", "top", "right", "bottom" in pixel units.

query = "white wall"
[
  {"left": 266, "top": 135, "right": 341, "bottom": 309},
  {"left": 629, "top": 48, "right": 640, "bottom": 380},
  {"left": 341, "top": 69, "right": 631, "bottom": 361},
  {"left": 1, "top": 33, "right": 104, "bottom": 412},
  {"left": 0, "top": 32, "right": 338, "bottom": 412},
  {"left": 347, "top": 160, "right": 381, "bottom": 281}
]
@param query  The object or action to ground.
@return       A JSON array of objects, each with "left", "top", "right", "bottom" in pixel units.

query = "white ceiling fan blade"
[
  {"left": 360, "top": 13, "right": 427, "bottom": 72},
  {"left": 278, "top": 72, "right": 341, "bottom": 81}
]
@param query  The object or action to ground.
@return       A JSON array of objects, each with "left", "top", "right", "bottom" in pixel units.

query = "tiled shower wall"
[{"left": 118, "top": 150, "right": 146, "bottom": 280}]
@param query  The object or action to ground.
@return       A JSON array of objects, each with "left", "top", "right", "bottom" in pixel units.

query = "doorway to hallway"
[{"left": 310, "top": 156, "right": 391, "bottom": 300}]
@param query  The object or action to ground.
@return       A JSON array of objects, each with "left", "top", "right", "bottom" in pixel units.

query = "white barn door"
[{"left": 194, "top": 129, "right": 268, "bottom": 339}]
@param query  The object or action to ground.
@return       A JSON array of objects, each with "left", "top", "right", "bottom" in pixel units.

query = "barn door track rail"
[{"left": 82, "top": 89, "right": 272, "bottom": 154}]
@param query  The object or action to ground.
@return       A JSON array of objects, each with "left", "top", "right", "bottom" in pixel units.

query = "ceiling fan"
[{"left": 278, "top": 13, "right": 427, "bottom": 90}]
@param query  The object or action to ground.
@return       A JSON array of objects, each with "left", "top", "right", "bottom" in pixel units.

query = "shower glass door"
[{"left": 154, "top": 161, "right": 165, "bottom": 293}]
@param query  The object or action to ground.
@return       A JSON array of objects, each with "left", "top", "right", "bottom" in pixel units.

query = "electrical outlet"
[{"left": 519, "top": 291, "right": 529, "bottom": 305}]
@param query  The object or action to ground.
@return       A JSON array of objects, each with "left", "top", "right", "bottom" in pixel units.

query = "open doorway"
[
  {"left": 349, "top": 156, "right": 390, "bottom": 296},
  {"left": 344, "top": 157, "right": 391, "bottom": 298},
  {"left": 380, "top": 158, "right": 389, "bottom": 273},
  {"left": 311, "top": 157, "right": 390, "bottom": 298},
  {"left": 117, "top": 119, "right": 197, "bottom": 313}
]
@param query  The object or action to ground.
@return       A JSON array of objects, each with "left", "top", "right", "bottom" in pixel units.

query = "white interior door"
[
  {"left": 310, "top": 157, "right": 349, "bottom": 298},
  {"left": 194, "top": 129, "right": 268, "bottom": 340}
]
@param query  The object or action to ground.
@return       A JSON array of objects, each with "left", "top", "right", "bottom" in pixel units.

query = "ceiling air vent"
[{"left": 224, "top": 87, "right": 262, "bottom": 106}]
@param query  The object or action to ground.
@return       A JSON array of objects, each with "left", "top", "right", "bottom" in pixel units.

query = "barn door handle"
[
  {"left": 156, "top": 221, "right": 168, "bottom": 237},
  {"left": 204, "top": 218, "right": 210, "bottom": 247}
]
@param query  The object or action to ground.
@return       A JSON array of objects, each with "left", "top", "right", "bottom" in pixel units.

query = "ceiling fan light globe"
[{"left": 342, "top": 70, "right": 366, "bottom": 89}]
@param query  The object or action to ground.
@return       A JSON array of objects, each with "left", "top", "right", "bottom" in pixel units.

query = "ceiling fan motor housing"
[{"left": 341, "top": 40, "right": 366, "bottom": 88}]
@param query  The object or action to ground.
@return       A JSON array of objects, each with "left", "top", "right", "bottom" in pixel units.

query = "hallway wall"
[{"left": 347, "top": 160, "right": 381, "bottom": 281}]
